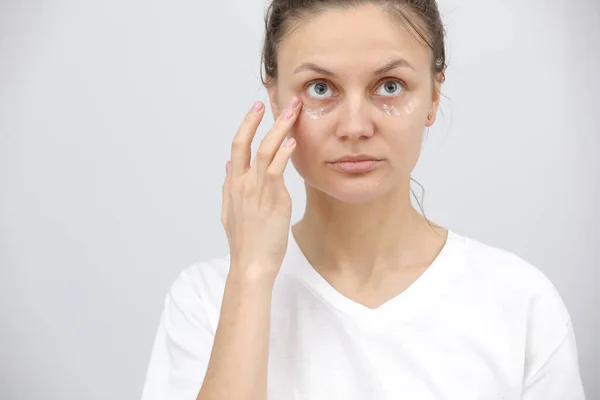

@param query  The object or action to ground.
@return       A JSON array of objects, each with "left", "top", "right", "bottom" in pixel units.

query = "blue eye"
[
  {"left": 375, "top": 80, "right": 403, "bottom": 97},
  {"left": 307, "top": 81, "right": 334, "bottom": 99}
]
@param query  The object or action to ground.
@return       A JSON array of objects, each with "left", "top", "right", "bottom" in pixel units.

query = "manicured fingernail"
[
  {"left": 252, "top": 101, "right": 263, "bottom": 112},
  {"left": 289, "top": 96, "right": 299, "bottom": 108},
  {"left": 285, "top": 138, "right": 296, "bottom": 147},
  {"left": 284, "top": 110, "right": 294, "bottom": 119},
  {"left": 225, "top": 161, "right": 230, "bottom": 171}
]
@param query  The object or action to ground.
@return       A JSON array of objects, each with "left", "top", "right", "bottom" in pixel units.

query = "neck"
[{"left": 292, "top": 182, "right": 446, "bottom": 278}]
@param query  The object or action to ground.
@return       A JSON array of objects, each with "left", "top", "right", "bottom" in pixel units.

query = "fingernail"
[
  {"left": 284, "top": 110, "right": 294, "bottom": 119},
  {"left": 252, "top": 101, "right": 263, "bottom": 112},
  {"left": 289, "top": 96, "right": 299, "bottom": 108},
  {"left": 285, "top": 138, "right": 296, "bottom": 147},
  {"left": 225, "top": 161, "right": 230, "bottom": 171}
]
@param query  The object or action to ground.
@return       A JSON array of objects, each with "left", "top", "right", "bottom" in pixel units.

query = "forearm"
[{"left": 197, "top": 267, "right": 276, "bottom": 400}]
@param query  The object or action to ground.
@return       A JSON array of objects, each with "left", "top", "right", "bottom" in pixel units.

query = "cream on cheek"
[
  {"left": 303, "top": 103, "right": 336, "bottom": 119},
  {"left": 300, "top": 97, "right": 420, "bottom": 120},
  {"left": 381, "top": 99, "right": 418, "bottom": 117}
]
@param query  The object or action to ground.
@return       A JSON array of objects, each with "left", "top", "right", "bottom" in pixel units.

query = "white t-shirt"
[{"left": 141, "top": 228, "right": 586, "bottom": 400}]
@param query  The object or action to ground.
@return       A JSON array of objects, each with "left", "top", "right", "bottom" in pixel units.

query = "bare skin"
[
  {"left": 267, "top": 4, "right": 447, "bottom": 308},
  {"left": 291, "top": 217, "right": 447, "bottom": 310}
]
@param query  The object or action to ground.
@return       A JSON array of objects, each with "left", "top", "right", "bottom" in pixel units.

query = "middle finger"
[{"left": 253, "top": 96, "right": 302, "bottom": 173}]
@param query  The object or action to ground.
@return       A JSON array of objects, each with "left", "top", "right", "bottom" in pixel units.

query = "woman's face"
[{"left": 268, "top": 4, "right": 441, "bottom": 204}]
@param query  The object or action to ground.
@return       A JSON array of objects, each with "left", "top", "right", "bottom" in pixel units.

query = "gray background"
[{"left": 1, "top": 0, "right": 598, "bottom": 399}]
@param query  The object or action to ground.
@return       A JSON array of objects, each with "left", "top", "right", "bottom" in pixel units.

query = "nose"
[{"left": 335, "top": 95, "right": 375, "bottom": 141}]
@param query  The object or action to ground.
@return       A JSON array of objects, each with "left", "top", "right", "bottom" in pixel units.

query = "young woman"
[{"left": 141, "top": 1, "right": 586, "bottom": 399}]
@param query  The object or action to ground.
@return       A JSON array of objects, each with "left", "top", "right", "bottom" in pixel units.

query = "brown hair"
[
  {"left": 260, "top": 0, "right": 447, "bottom": 88},
  {"left": 260, "top": 0, "right": 448, "bottom": 235}
]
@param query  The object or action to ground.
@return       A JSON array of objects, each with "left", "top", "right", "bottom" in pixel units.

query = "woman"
[{"left": 141, "top": 1, "right": 586, "bottom": 399}]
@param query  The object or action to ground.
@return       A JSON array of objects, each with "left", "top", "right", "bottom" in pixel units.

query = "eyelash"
[{"left": 304, "top": 78, "right": 407, "bottom": 96}]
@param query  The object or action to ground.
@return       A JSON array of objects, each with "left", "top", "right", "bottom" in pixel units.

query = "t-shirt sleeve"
[
  {"left": 522, "top": 319, "right": 586, "bottom": 399},
  {"left": 141, "top": 268, "right": 216, "bottom": 400}
]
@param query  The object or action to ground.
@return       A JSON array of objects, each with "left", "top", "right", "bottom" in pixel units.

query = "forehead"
[{"left": 277, "top": 5, "right": 431, "bottom": 76}]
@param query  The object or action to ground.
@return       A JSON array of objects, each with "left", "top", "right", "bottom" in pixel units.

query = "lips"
[
  {"left": 330, "top": 154, "right": 381, "bottom": 163},
  {"left": 328, "top": 155, "right": 382, "bottom": 174}
]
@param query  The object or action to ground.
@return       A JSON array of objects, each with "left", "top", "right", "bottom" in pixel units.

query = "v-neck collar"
[{"left": 284, "top": 225, "right": 470, "bottom": 324}]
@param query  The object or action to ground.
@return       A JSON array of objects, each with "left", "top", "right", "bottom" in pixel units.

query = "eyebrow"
[{"left": 293, "top": 58, "right": 416, "bottom": 77}]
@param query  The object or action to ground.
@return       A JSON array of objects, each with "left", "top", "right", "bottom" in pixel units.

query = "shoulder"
[
  {"left": 457, "top": 235, "right": 584, "bottom": 390},
  {"left": 458, "top": 232, "right": 571, "bottom": 325},
  {"left": 172, "top": 254, "right": 230, "bottom": 290},
  {"left": 166, "top": 254, "right": 231, "bottom": 324}
]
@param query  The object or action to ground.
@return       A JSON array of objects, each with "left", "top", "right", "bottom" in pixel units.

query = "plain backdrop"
[{"left": 1, "top": 0, "right": 598, "bottom": 399}]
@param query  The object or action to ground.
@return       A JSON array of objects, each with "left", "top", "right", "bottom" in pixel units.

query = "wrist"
[{"left": 227, "top": 264, "right": 279, "bottom": 287}]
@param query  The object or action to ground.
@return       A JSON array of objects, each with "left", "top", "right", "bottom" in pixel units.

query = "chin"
[{"left": 305, "top": 174, "right": 394, "bottom": 205}]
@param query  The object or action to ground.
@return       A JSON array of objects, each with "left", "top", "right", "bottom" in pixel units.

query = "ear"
[
  {"left": 266, "top": 76, "right": 282, "bottom": 120},
  {"left": 425, "top": 72, "right": 444, "bottom": 127}
]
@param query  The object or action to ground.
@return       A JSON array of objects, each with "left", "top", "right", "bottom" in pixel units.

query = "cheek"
[
  {"left": 376, "top": 96, "right": 428, "bottom": 126},
  {"left": 288, "top": 115, "right": 334, "bottom": 171},
  {"left": 374, "top": 97, "right": 429, "bottom": 141},
  {"left": 380, "top": 111, "right": 426, "bottom": 148},
  {"left": 288, "top": 109, "right": 334, "bottom": 142},
  {"left": 374, "top": 100, "right": 428, "bottom": 167}
]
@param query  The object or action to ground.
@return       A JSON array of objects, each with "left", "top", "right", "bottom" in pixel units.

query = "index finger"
[{"left": 230, "top": 101, "right": 265, "bottom": 176}]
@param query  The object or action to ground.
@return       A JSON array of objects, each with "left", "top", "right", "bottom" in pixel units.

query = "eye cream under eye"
[
  {"left": 381, "top": 99, "right": 417, "bottom": 117},
  {"left": 303, "top": 105, "right": 333, "bottom": 119},
  {"left": 382, "top": 104, "right": 401, "bottom": 117}
]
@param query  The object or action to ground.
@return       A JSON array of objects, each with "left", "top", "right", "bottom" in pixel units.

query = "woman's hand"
[{"left": 221, "top": 96, "right": 302, "bottom": 281}]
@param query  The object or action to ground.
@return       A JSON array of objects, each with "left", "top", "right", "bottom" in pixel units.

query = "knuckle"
[
  {"left": 256, "top": 149, "right": 271, "bottom": 161},
  {"left": 228, "top": 179, "right": 241, "bottom": 193},
  {"left": 231, "top": 139, "right": 246, "bottom": 151},
  {"left": 240, "top": 179, "right": 256, "bottom": 194},
  {"left": 231, "top": 185, "right": 249, "bottom": 196},
  {"left": 266, "top": 169, "right": 281, "bottom": 181},
  {"left": 278, "top": 194, "right": 291, "bottom": 208},
  {"left": 236, "top": 115, "right": 258, "bottom": 134}
]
